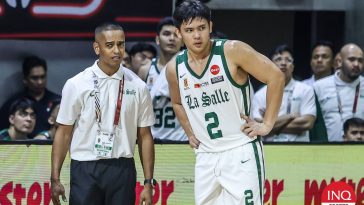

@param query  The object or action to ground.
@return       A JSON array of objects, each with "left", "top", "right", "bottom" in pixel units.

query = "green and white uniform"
[
  {"left": 150, "top": 68, "right": 187, "bottom": 141},
  {"left": 146, "top": 58, "right": 160, "bottom": 91},
  {"left": 176, "top": 39, "right": 264, "bottom": 205}
]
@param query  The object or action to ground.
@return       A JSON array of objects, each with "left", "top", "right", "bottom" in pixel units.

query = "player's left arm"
[
  {"left": 137, "top": 126, "right": 155, "bottom": 205},
  {"left": 225, "top": 40, "right": 285, "bottom": 137}
]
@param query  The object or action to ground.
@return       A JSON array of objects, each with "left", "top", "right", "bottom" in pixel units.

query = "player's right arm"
[
  {"left": 51, "top": 124, "right": 74, "bottom": 205},
  {"left": 166, "top": 58, "right": 200, "bottom": 149}
]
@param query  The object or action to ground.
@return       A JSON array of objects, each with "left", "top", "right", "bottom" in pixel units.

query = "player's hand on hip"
[
  {"left": 188, "top": 134, "right": 200, "bottom": 149},
  {"left": 51, "top": 180, "right": 67, "bottom": 205},
  {"left": 241, "top": 115, "right": 272, "bottom": 137}
]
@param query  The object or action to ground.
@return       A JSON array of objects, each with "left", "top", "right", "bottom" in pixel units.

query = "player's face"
[
  {"left": 10, "top": 108, "right": 36, "bottom": 135},
  {"left": 341, "top": 46, "right": 363, "bottom": 81},
  {"left": 272, "top": 51, "right": 294, "bottom": 84},
  {"left": 345, "top": 126, "right": 364, "bottom": 141},
  {"left": 94, "top": 29, "right": 125, "bottom": 72},
  {"left": 121, "top": 51, "right": 131, "bottom": 68},
  {"left": 130, "top": 51, "right": 153, "bottom": 74},
  {"left": 177, "top": 18, "right": 212, "bottom": 54},
  {"left": 311, "top": 46, "right": 333, "bottom": 76},
  {"left": 156, "top": 25, "right": 183, "bottom": 55},
  {"left": 24, "top": 66, "right": 47, "bottom": 95}
]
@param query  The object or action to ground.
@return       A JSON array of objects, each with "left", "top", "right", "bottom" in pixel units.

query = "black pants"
[{"left": 70, "top": 157, "right": 136, "bottom": 205}]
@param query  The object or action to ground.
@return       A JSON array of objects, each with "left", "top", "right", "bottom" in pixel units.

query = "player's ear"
[
  {"left": 209, "top": 21, "right": 213, "bottom": 34},
  {"left": 155, "top": 35, "right": 160, "bottom": 45},
  {"left": 93, "top": 42, "right": 100, "bottom": 55},
  {"left": 9, "top": 115, "right": 15, "bottom": 124},
  {"left": 175, "top": 29, "right": 182, "bottom": 38}
]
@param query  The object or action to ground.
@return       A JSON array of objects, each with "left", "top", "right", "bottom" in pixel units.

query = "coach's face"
[{"left": 93, "top": 29, "right": 125, "bottom": 74}]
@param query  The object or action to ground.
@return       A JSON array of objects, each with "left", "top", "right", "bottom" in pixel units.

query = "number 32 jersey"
[{"left": 176, "top": 39, "right": 254, "bottom": 152}]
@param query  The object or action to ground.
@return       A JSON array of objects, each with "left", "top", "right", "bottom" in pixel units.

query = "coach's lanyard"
[
  {"left": 92, "top": 72, "right": 124, "bottom": 129},
  {"left": 335, "top": 82, "right": 360, "bottom": 120}
]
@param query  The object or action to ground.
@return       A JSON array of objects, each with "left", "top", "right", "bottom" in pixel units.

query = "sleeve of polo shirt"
[
  {"left": 56, "top": 79, "right": 82, "bottom": 125},
  {"left": 299, "top": 86, "right": 316, "bottom": 116},
  {"left": 137, "top": 86, "right": 155, "bottom": 127}
]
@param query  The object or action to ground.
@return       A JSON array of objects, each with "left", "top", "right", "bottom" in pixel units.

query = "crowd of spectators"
[{"left": 0, "top": 19, "right": 363, "bottom": 143}]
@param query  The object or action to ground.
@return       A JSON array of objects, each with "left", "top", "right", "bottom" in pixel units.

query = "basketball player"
[{"left": 166, "top": 0, "right": 285, "bottom": 204}]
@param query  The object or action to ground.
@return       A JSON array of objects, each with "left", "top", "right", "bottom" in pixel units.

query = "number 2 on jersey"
[{"left": 205, "top": 112, "right": 222, "bottom": 139}]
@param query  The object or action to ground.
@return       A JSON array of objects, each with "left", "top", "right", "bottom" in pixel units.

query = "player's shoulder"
[
  {"left": 223, "top": 40, "right": 255, "bottom": 58},
  {"left": 167, "top": 50, "right": 185, "bottom": 73}
]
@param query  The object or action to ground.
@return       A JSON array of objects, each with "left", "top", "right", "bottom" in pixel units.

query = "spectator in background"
[
  {"left": 0, "top": 56, "right": 61, "bottom": 138},
  {"left": 0, "top": 98, "right": 36, "bottom": 140},
  {"left": 314, "top": 43, "right": 364, "bottom": 141},
  {"left": 129, "top": 42, "right": 157, "bottom": 74},
  {"left": 333, "top": 52, "right": 342, "bottom": 71},
  {"left": 252, "top": 44, "right": 316, "bottom": 141},
  {"left": 343, "top": 117, "right": 364, "bottom": 141},
  {"left": 34, "top": 100, "right": 60, "bottom": 140},
  {"left": 150, "top": 68, "right": 188, "bottom": 141},
  {"left": 138, "top": 16, "right": 184, "bottom": 90},
  {"left": 302, "top": 41, "right": 334, "bottom": 86},
  {"left": 121, "top": 47, "right": 131, "bottom": 68}
]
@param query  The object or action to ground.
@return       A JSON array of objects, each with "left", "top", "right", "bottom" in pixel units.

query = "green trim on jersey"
[
  {"left": 152, "top": 58, "right": 160, "bottom": 74},
  {"left": 216, "top": 39, "right": 251, "bottom": 116},
  {"left": 145, "top": 58, "right": 158, "bottom": 83},
  {"left": 252, "top": 141, "right": 263, "bottom": 205},
  {"left": 258, "top": 141, "right": 266, "bottom": 180},
  {"left": 242, "top": 86, "right": 250, "bottom": 116},
  {"left": 183, "top": 41, "right": 215, "bottom": 79},
  {"left": 175, "top": 53, "right": 182, "bottom": 85},
  {"left": 218, "top": 40, "right": 250, "bottom": 89}
]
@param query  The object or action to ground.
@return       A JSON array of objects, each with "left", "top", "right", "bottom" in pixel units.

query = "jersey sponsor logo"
[
  {"left": 125, "top": 89, "right": 136, "bottom": 95},
  {"left": 179, "top": 73, "right": 186, "bottom": 78},
  {"left": 183, "top": 78, "right": 190, "bottom": 90},
  {"left": 210, "top": 64, "right": 220, "bottom": 75},
  {"left": 211, "top": 75, "right": 224, "bottom": 84},
  {"left": 194, "top": 82, "right": 209, "bottom": 88},
  {"left": 241, "top": 159, "right": 250, "bottom": 163},
  {"left": 185, "top": 88, "right": 230, "bottom": 109}
]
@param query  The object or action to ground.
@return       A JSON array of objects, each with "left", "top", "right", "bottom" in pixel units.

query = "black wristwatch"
[{"left": 144, "top": 178, "right": 157, "bottom": 187}]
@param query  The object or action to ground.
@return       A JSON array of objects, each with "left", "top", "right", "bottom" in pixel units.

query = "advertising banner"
[{"left": 0, "top": 144, "right": 363, "bottom": 204}]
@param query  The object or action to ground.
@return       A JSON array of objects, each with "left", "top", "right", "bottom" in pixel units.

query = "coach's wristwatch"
[{"left": 144, "top": 178, "right": 157, "bottom": 187}]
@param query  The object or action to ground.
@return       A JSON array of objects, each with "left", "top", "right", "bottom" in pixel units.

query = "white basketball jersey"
[
  {"left": 146, "top": 58, "right": 160, "bottom": 91},
  {"left": 176, "top": 39, "right": 254, "bottom": 152},
  {"left": 150, "top": 68, "right": 188, "bottom": 141}
]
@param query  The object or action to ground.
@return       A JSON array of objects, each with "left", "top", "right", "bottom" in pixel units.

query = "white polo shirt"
[
  {"left": 314, "top": 71, "right": 364, "bottom": 141},
  {"left": 252, "top": 79, "right": 316, "bottom": 141},
  {"left": 57, "top": 61, "right": 155, "bottom": 161},
  {"left": 302, "top": 75, "right": 315, "bottom": 87}
]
